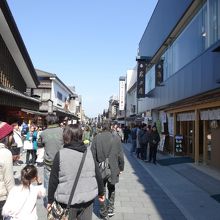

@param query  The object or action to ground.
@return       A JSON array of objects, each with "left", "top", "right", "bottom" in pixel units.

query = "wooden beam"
[
  {"left": 203, "top": 120, "right": 208, "bottom": 165},
  {"left": 165, "top": 100, "right": 220, "bottom": 114},
  {"left": 173, "top": 112, "right": 177, "bottom": 156},
  {"left": 194, "top": 109, "right": 200, "bottom": 164}
]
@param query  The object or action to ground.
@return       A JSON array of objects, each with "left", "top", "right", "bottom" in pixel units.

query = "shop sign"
[
  {"left": 155, "top": 60, "right": 164, "bottom": 86},
  {"left": 175, "top": 135, "right": 183, "bottom": 153},
  {"left": 137, "top": 60, "right": 147, "bottom": 98},
  {"left": 119, "top": 79, "right": 125, "bottom": 111}
]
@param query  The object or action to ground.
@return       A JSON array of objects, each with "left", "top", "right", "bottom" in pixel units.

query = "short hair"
[
  {"left": 21, "top": 165, "right": 38, "bottom": 188},
  {"left": 63, "top": 124, "right": 83, "bottom": 144},
  {"left": 45, "top": 113, "right": 59, "bottom": 125},
  {"left": 102, "top": 122, "right": 111, "bottom": 131}
]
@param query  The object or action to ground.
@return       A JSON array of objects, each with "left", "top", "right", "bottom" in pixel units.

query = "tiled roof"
[{"left": 0, "top": 84, "right": 40, "bottom": 103}]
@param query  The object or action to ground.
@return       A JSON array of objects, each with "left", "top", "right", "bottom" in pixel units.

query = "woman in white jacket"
[
  {"left": 2, "top": 165, "right": 45, "bottom": 220},
  {"left": 0, "top": 121, "right": 15, "bottom": 220}
]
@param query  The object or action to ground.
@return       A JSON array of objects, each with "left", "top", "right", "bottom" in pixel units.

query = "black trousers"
[
  {"left": 149, "top": 144, "right": 157, "bottom": 162},
  {"left": 0, "top": 200, "right": 6, "bottom": 220},
  {"left": 26, "top": 149, "right": 37, "bottom": 164},
  {"left": 99, "top": 179, "right": 116, "bottom": 217}
]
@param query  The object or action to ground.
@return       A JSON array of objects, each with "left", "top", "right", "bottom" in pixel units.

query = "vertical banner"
[
  {"left": 137, "top": 60, "right": 147, "bottom": 98},
  {"left": 119, "top": 77, "right": 126, "bottom": 111},
  {"left": 155, "top": 59, "right": 164, "bottom": 86}
]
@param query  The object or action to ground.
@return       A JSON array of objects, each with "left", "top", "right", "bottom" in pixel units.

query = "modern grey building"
[{"left": 138, "top": 0, "right": 220, "bottom": 169}]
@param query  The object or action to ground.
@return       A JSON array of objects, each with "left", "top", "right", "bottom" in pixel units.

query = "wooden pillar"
[
  {"left": 195, "top": 109, "right": 200, "bottom": 164},
  {"left": 203, "top": 120, "right": 208, "bottom": 165},
  {"left": 180, "top": 121, "right": 183, "bottom": 134},
  {"left": 173, "top": 112, "right": 177, "bottom": 156}
]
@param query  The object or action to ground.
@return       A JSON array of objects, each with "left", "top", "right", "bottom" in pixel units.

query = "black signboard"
[{"left": 137, "top": 60, "right": 147, "bottom": 98}]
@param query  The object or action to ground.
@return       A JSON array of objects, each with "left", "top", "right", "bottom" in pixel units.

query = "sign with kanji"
[{"left": 137, "top": 60, "right": 147, "bottom": 98}]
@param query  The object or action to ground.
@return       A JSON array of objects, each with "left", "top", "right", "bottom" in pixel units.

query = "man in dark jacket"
[
  {"left": 91, "top": 122, "right": 124, "bottom": 220},
  {"left": 148, "top": 125, "right": 160, "bottom": 164}
]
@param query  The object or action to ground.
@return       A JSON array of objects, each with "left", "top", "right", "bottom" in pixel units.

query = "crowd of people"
[
  {"left": 0, "top": 115, "right": 160, "bottom": 220},
  {"left": 0, "top": 116, "right": 126, "bottom": 220}
]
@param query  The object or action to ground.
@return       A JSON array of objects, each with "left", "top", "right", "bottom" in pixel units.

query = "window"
[
  {"left": 57, "top": 91, "right": 62, "bottom": 101},
  {"left": 145, "top": 65, "right": 155, "bottom": 94},
  {"left": 161, "top": 0, "right": 220, "bottom": 81}
]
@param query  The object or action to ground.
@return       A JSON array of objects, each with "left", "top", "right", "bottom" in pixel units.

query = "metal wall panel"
[
  {"left": 138, "top": 41, "right": 220, "bottom": 112},
  {"left": 139, "top": 0, "right": 193, "bottom": 57}
]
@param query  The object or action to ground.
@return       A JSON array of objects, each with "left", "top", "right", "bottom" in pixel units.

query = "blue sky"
[{"left": 7, "top": 0, "right": 157, "bottom": 118}]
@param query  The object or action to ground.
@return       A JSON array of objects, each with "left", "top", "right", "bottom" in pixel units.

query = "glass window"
[
  {"left": 172, "top": 6, "right": 205, "bottom": 74},
  {"left": 155, "top": 0, "right": 220, "bottom": 82},
  {"left": 162, "top": 47, "right": 173, "bottom": 81},
  {"left": 57, "top": 91, "right": 62, "bottom": 101},
  {"left": 208, "top": 0, "right": 219, "bottom": 45},
  {"left": 145, "top": 65, "right": 155, "bottom": 94}
]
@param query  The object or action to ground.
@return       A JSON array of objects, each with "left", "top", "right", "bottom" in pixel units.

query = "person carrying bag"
[
  {"left": 47, "top": 149, "right": 87, "bottom": 220},
  {"left": 47, "top": 124, "right": 104, "bottom": 220}
]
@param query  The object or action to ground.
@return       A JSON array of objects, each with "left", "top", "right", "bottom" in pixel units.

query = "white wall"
[
  {"left": 126, "top": 88, "right": 137, "bottom": 116},
  {"left": 51, "top": 80, "right": 70, "bottom": 108},
  {"left": 126, "top": 67, "right": 137, "bottom": 92}
]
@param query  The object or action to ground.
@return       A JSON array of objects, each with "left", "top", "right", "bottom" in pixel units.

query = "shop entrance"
[{"left": 177, "top": 121, "right": 195, "bottom": 157}]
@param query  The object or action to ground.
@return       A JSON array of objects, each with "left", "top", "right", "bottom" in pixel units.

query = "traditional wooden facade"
[{"left": 0, "top": 0, "right": 40, "bottom": 124}]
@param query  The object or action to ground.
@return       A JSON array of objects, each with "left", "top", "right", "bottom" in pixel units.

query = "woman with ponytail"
[{"left": 2, "top": 165, "right": 45, "bottom": 220}]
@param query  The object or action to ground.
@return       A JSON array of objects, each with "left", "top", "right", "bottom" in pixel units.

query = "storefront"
[{"left": 164, "top": 97, "right": 220, "bottom": 170}]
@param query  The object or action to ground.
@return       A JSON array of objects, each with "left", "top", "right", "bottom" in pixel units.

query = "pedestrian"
[
  {"left": 148, "top": 125, "right": 160, "bottom": 164},
  {"left": 25, "top": 125, "right": 38, "bottom": 165},
  {"left": 82, "top": 125, "right": 91, "bottom": 145},
  {"left": 2, "top": 165, "right": 45, "bottom": 220},
  {"left": 11, "top": 122, "right": 23, "bottom": 166},
  {"left": 47, "top": 124, "right": 104, "bottom": 220},
  {"left": 138, "top": 124, "right": 148, "bottom": 160},
  {"left": 40, "top": 113, "right": 63, "bottom": 207},
  {"left": 136, "top": 125, "right": 142, "bottom": 158},
  {"left": 36, "top": 127, "right": 44, "bottom": 167},
  {"left": 123, "top": 126, "right": 130, "bottom": 143},
  {"left": 91, "top": 122, "right": 124, "bottom": 220},
  {"left": 130, "top": 124, "right": 137, "bottom": 155},
  {"left": 0, "top": 122, "right": 15, "bottom": 220}
]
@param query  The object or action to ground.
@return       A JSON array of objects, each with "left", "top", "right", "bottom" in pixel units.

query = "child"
[{"left": 2, "top": 165, "right": 45, "bottom": 220}]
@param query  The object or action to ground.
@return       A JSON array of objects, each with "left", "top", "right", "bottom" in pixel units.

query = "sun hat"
[{"left": 0, "top": 121, "right": 13, "bottom": 140}]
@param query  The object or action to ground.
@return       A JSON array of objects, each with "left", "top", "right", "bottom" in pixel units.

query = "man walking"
[
  {"left": 91, "top": 122, "right": 124, "bottom": 220},
  {"left": 39, "top": 113, "right": 63, "bottom": 206}
]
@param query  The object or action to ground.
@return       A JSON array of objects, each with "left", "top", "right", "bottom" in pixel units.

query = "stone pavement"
[{"left": 12, "top": 143, "right": 220, "bottom": 220}]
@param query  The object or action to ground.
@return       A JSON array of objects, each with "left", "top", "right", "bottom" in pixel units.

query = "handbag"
[
  {"left": 23, "top": 140, "right": 33, "bottom": 150},
  {"left": 47, "top": 149, "right": 87, "bottom": 220},
  {"left": 98, "top": 135, "right": 113, "bottom": 181}
]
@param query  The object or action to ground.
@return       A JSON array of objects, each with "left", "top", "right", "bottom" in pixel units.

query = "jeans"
[
  {"left": 99, "top": 179, "right": 115, "bottom": 218},
  {"left": 130, "top": 139, "right": 137, "bottom": 154},
  {"left": 43, "top": 165, "right": 51, "bottom": 207}
]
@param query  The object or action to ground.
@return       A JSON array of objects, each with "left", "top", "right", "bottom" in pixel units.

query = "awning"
[
  {"left": 21, "top": 108, "right": 48, "bottom": 116},
  {"left": 0, "top": 85, "right": 40, "bottom": 103},
  {"left": 54, "top": 107, "right": 79, "bottom": 120},
  {"left": 177, "top": 112, "right": 195, "bottom": 121},
  {"left": 200, "top": 109, "right": 220, "bottom": 120}
]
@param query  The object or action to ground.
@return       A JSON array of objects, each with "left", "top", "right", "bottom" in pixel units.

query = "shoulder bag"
[
  {"left": 98, "top": 134, "right": 114, "bottom": 181},
  {"left": 47, "top": 149, "right": 87, "bottom": 220}
]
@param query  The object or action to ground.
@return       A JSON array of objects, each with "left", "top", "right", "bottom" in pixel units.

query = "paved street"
[{"left": 13, "top": 143, "right": 220, "bottom": 220}]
